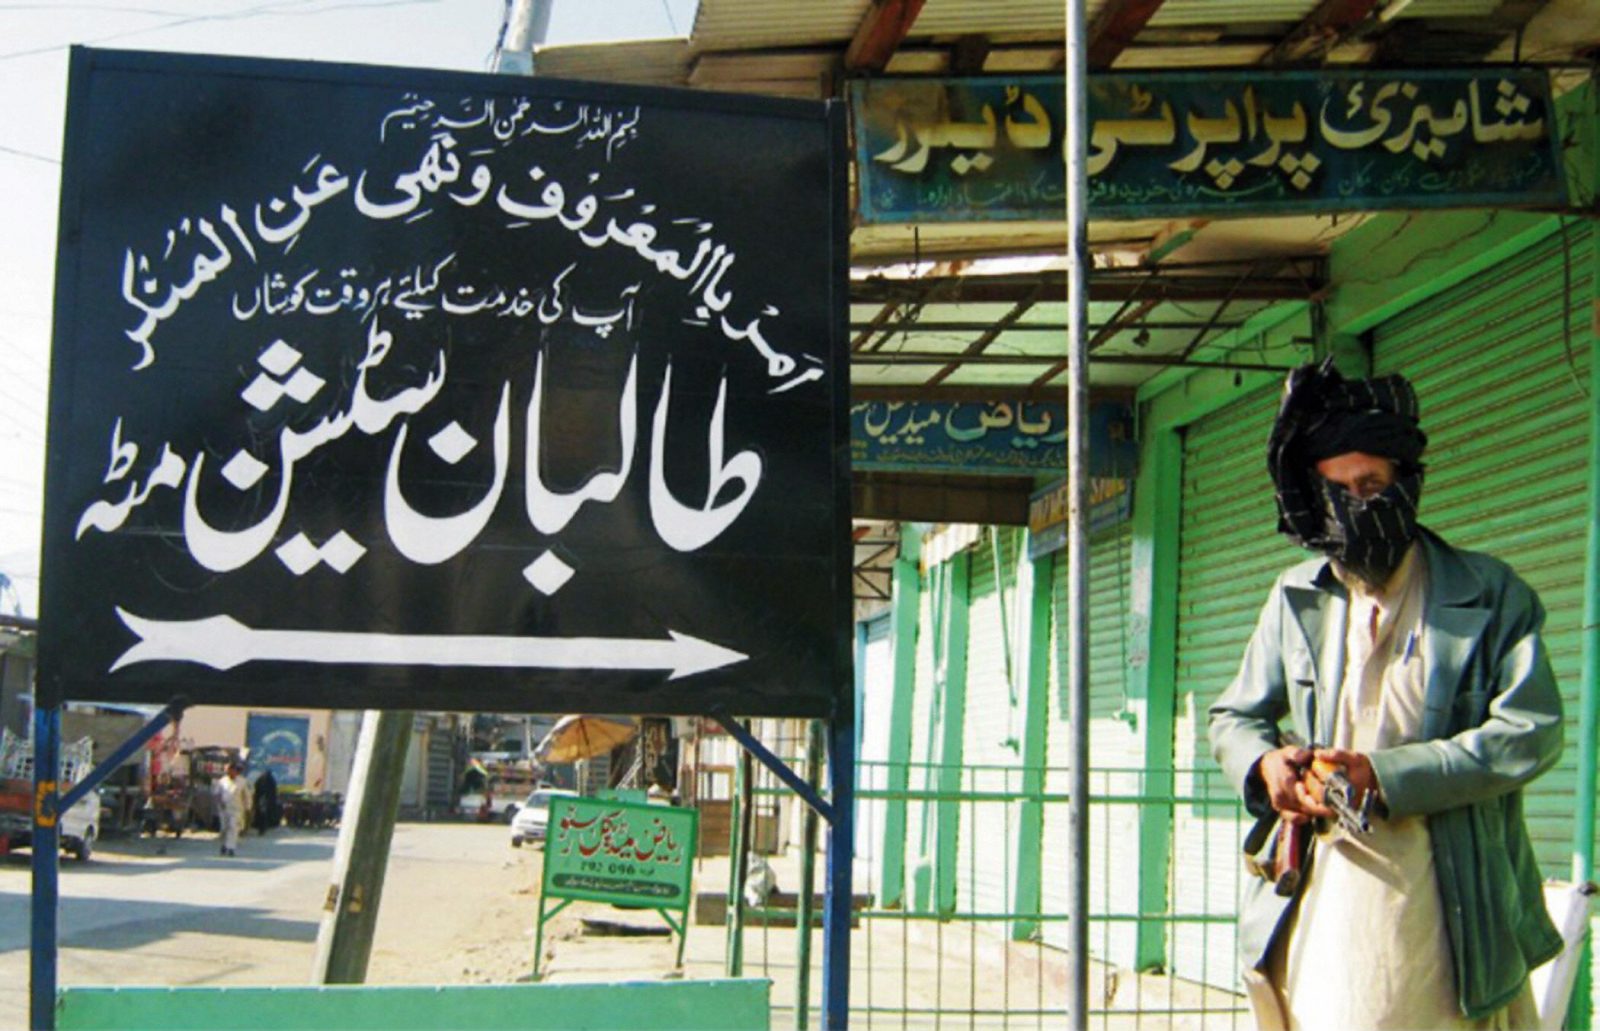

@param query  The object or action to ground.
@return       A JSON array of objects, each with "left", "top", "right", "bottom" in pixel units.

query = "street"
[{"left": 0, "top": 822, "right": 546, "bottom": 1027}]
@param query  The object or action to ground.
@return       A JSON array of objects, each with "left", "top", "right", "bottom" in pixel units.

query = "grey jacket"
[{"left": 1208, "top": 527, "right": 1564, "bottom": 1020}]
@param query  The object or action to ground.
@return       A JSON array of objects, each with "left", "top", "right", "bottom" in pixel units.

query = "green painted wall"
[
  {"left": 878, "top": 526, "right": 922, "bottom": 908},
  {"left": 57, "top": 981, "right": 771, "bottom": 1030}
]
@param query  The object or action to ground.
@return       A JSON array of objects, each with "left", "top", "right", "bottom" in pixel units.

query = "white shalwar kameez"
[{"left": 1260, "top": 549, "right": 1537, "bottom": 1031}]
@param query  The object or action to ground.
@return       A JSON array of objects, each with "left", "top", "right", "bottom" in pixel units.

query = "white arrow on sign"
[{"left": 111, "top": 608, "right": 748, "bottom": 681}]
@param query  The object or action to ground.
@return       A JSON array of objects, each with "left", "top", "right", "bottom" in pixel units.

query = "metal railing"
[{"left": 729, "top": 757, "right": 1252, "bottom": 1028}]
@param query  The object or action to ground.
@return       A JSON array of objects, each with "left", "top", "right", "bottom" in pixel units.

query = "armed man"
[{"left": 1209, "top": 359, "right": 1563, "bottom": 1029}]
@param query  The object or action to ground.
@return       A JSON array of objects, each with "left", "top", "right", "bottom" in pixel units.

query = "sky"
[{"left": 0, "top": 0, "right": 698, "bottom": 617}]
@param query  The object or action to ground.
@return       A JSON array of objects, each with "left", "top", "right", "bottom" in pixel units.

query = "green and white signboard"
[{"left": 534, "top": 797, "right": 699, "bottom": 976}]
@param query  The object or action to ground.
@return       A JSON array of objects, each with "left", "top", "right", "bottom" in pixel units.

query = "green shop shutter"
[
  {"left": 1371, "top": 223, "right": 1594, "bottom": 878},
  {"left": 1171, "top": 383, "right": 1304, "bottom": 989},
  {"left": 1040, "top": 515, "right": 1141, "bottom": 965},
  {"left": 904, "top": 564, "right": 940, "bottom": 883},
  {"left": 857, "top": 615, "right": 894, "bottom": 879},
  {"left": 958, "top": 531, "right": 1020, "bottom": 920}
]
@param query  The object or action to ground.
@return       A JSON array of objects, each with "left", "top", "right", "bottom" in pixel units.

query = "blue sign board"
[
  {"left": 246, "top": 713, "right": 310, "bottom": 788},
  {"left": 851, "top": 68, "right": 1564, "bottom": 222},
  {"left": 1028, "top": 476, "right": 1132, "bottom": 559},
  {"left": 850, "top": 398, "right": 1135, "bottom": 477}
]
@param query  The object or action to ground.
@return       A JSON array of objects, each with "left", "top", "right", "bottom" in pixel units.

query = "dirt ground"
[
  {"left": 0, "top": 822, "right": 648, "bottom": 1025},
  {"left": 0, "top": 820, "right": 1250, "bottom": 1028}
]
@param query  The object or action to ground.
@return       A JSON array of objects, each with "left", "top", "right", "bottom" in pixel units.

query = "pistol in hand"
[{"left": 1307, "top": 758, "right": 1374, "bottom": 836}]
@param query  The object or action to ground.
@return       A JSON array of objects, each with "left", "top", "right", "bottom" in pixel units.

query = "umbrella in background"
[{"left": 536, "top": 715, "right": 638, "bottom": 765}]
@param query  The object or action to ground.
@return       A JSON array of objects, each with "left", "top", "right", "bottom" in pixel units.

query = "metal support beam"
[
  {"left": 1261, "top": 0, "right": 1381, "bottom": 65},
  {"left": 1087, "top": 0, "right": 1168, "bottom": 69},
  {"left": 848, "top": 318, "right": 1242, "bottom": 335},
  {"left": 925, "top": 284, "right": 1047, "bottom": 387},
  {"left": 57, "top": 700, "right": 186, "bottom": 813},
  {"left": 30, "top": 705, "right": 60, "bottom": 1031},
  {"left": 821, "top": 715, "right": 856, "bottom": 1030},
  {"left": 32, "top": 699, "right": 186, "bottom": 1030},
  {"left": 711, "top": 712, "right": 834, "bottom": 823},
  {"left": 493, "top": 0, "right": 552, "bottom": 75},
  {"left": 844, "top": 0, "right": 928, "bottom": 72},
  {"left": 852, "top": 301, "right": 903, "bottom": 351},
  {"left": 853, "top": 272, "right": 1320, "bottom": 306},
  {"left": 852, "top": 384, "right": 1116, "bottom": 404},
  {"left": 1063, "top": 0, "right": 1092, "bottom": 1024},
  {"left": 708, "top": 711, "right": 853, "bottom": 1027},
  {"left": 852, "top": 351, "right": 1296, "bottom": 371},
  {"left": 794, "top": 720, "right": 825, "bottom": 1029},
  {"left": 1031, "top": 297, "right": 1163, "bottom": 385}
]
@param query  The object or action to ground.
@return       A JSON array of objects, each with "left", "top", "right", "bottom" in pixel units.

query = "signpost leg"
[
  {"left": 725, "top": 726, "right": 753, "bottom": 977},
  {"left": 531, "top": 894, "right": 548, "bottom": 981},
  {"left": 29, "top": 705, "right": 61, "bottom": 1031},
  {"left": 821, "top": 714, "right": 855, "bottom": 1031},
  {"left": 795, "top": 720, "right": 824, "bottom": 1029},
  {"left": 28, "top": 700, "right": 183, "bottom": 1031},
  {"left": 310, "top": 709, "right": 413, "bottom": 984}
]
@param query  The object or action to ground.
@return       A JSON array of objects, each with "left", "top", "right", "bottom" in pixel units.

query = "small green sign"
[{"left": 542, "top": 797, "right": 698, "bottom": 907}]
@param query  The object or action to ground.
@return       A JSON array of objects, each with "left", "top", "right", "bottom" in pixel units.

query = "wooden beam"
[
  {"left": 844, "top": 0, "right": 928, "bottom": 73},
  {"left": 1262, "top": 0, "right": 1382, "bottom": 65},
  {"left": 1087, "top": 0, "right": 1169, "bottom": 70}
]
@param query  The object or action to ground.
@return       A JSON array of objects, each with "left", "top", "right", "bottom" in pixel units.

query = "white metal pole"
[
  {"left": 1063, "top": 0, "right": 1092, "bottom": 1026},
  {"left": 493, "top": 0, "right": 553, "bottom": 75}
]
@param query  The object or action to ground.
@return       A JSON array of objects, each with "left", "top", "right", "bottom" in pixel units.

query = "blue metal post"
[
  {"left": 821, "top": 714, "right": 854, "bottom": 1030},
  {"left": 30, "top": 704, "right": 61, "bottom": 1031}
]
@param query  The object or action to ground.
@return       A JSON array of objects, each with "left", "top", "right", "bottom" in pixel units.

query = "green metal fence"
[{"left": 729, "top": 753, "right": 1252, "bottom": 1029}]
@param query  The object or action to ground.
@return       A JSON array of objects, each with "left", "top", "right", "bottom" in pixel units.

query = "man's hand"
[
  {"left": 1257, "top": 744, "right": 1322, "bottom": 822},
  {"left": 1309, "top": 748, "right": 1378, "bottom": 806}
]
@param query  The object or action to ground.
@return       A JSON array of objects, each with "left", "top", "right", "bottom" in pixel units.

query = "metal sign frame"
[{"left": 532, "top": 795, "right": 700, "bottom": 978}]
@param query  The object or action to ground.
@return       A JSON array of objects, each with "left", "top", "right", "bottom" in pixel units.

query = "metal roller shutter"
[
  {"left": 1371, "top": 222, "right": 1594, "bottom": 878},
  {"left": 959, "top": 531, "right": 1020, "bottom": 920},
  {"left": 857, "top": 615, "right": 894, "bottom": 876},
  {"left": 904, "top": 569, "right": 939, "bottom": 881},
  {"left": 1171, "top": 383, "right": 1304, "bottom": 988},
  {"left": 1041, "top": 517, "right": 1140, "bottom": 964}
]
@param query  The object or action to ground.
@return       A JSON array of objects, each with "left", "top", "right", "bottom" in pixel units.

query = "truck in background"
[{"left": 0, "top": 727, "right": 101, "bottom": 861}]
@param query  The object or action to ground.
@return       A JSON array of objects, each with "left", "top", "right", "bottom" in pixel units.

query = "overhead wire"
[{"left": 0, "top": 143, "right": 57, "bottom": 165}]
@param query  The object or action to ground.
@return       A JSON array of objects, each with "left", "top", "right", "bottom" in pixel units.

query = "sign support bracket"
[
  {"left": 709, "top": 712, "right": 833, "bottom": 823},
  {"left": 710, "top": 711, "right": 854, "bottom": 1029},
  {"left": 31, "top": 698, "right": 187, "bottom": 1031}
]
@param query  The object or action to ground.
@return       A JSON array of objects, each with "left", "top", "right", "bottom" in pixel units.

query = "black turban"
[{"left": 1267, "top": 358, "right": 1427, "bottom": 547}]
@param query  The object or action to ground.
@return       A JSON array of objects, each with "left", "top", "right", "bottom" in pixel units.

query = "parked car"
[{"left": 509, "top": 787, "right": 577, "bottom": 847}]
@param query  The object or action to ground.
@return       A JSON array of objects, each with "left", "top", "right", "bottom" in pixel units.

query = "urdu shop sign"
[
  {"left": 40, "top": 48, "right": 850, "bottom": 718},
  {"left": 543, "top": 796, "right": 698, "bottom": 906},
  {"left": 851, "top": 68, "right": 1564, "bottom": 221},
  {"left": 851, "top": 398, "right": 1136, "bottom": 476}
]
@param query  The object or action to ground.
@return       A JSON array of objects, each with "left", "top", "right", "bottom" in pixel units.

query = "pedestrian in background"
[
  {"left": 252, "top": 766, "right": 280, "bottom": 835},
  {"left": 214, "top": 762, "right": 249, "bottom": 857}
]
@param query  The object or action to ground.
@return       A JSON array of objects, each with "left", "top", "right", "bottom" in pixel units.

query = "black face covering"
[
  {"left": 1314, "top": 465, "right": 1424, "bottom": 588},
  {"left": 1268, "top": 359, "right": 1429, "bottom": 580}
]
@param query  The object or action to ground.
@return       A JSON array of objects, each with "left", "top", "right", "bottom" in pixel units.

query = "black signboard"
[{"left": 40, "top": 49, "right": 850, "bottom": 717}]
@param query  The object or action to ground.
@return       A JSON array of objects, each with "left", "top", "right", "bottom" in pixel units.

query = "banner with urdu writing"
[{"left": 851, "top": 68, "right": 1564, "bottom": 222}]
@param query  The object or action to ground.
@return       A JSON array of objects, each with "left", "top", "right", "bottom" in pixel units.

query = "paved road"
[{"left": 0, "top": 821, "right": 532, "bottom": 1027}]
